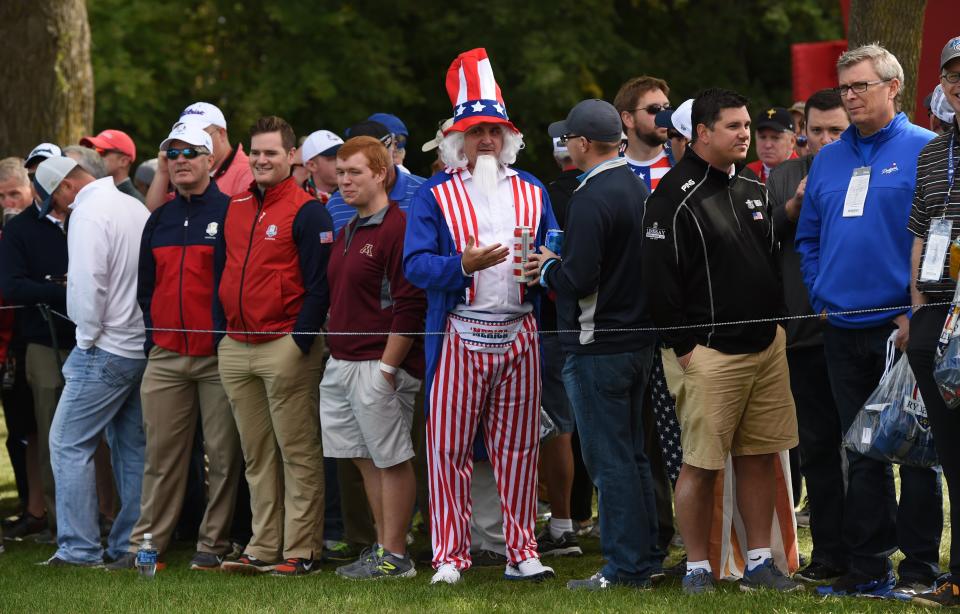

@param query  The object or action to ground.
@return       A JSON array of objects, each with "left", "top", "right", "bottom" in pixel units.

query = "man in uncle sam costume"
[{"left": 403, "top": 48, "right": 559, "bottom": 585}]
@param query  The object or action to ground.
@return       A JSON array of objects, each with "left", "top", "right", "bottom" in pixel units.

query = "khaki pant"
[
  {"left": 662, "top": 327, "right": 799, "bottom": 470},
  {"left": 130, "top": 347, "right": 242, "bottom": 554},
  {"left": 25, "top": 343, "right": 70, "bottom": 525},
  {"left": 218, "top": 335, "right": 325, "bottom": 561}
]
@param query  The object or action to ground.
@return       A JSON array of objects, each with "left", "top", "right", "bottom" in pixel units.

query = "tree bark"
[
  {"left": 848, "top": 0, "right": 927, "bottom": 120},
  {"left": 0, "top": 0, "right": 94, "bottom": 157}
]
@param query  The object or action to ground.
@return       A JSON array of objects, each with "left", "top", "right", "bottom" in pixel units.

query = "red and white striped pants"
[{"left": 427, "top": 312, "right": 541, "bottom": 569}]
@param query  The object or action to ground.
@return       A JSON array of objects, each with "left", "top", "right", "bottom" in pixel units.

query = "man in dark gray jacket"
[{"left": 767, "top": 88, "right": 849, "bottom": 584}]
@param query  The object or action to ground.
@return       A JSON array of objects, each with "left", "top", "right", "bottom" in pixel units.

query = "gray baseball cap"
[
  {"left": 941, "top": 35, "right": 960, "bottom": 69},
  {"left": 548, "top": 99, "right": 622, "bottom": 143}
]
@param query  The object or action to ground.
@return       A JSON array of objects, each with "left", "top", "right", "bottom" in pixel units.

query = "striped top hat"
[{"left": 445, "top": 48, "right": 517, "bottom": 134}]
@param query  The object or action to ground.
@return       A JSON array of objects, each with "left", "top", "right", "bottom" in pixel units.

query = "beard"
[
  {"left": 633, "top": 126, "right": 666, "bottom": 148},
  {"left": 472, "top": 154, "right": 500, "bottom": 198}
]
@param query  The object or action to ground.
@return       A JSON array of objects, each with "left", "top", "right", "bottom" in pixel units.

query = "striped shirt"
[
  {"left": 625, "top": 151, "right": 672, "bottom": 191},
  {"left": 908, "top": 124, "right": 960, "bottom": 299},
  {"left": 325, "top": 166, "right": 426, "bottom": 235}
]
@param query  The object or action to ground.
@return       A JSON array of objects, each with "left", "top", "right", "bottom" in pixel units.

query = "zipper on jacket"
[
  {"left": 178, "top": 203, "right": 190, "bottom": 354},
  {"left": 727, "top": 187, "right": 743, "bottom": 232},
  {"left": 237, "top": 190, "right": 265, "bottom": 343}
]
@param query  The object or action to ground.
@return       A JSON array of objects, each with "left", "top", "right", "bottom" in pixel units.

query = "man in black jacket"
[
  {"left": 767, "top": 88, "right": 849, "bottom": 583},
  {"left": 0, "top": 156, "right": 76, "bottom": 537},
  {"left": 528, "top": 99, "right": 658, "bottom": 590},
  {"left": 641, "top": 88, "right": 799, "bottom": 594}
]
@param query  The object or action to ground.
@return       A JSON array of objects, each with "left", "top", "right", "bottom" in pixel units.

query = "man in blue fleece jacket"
[{"left": 796, "top": 43, "right": 941, "bottom": 599}]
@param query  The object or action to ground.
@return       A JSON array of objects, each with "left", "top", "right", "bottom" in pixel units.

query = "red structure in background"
[
  {"left": 791, "top": 0, "right": 954, "bottom": 122},
  {"left": 792, "top": 41, "right": 848, "bottom": 101}
]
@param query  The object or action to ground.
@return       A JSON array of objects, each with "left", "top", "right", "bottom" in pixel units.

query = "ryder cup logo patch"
[
  {"left": 205, "top": 222, "right": 218, "bottom": 239},
  {"left": 645, "top": 222, "right": 667, "bottom": 240},
  {"left": 265, "top": 224, "right": 278, "bottom": 239}
]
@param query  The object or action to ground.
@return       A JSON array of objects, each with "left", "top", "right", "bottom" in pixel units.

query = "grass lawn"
[{"left": 0, "top": 420, "right": 950, "bottom": 613}]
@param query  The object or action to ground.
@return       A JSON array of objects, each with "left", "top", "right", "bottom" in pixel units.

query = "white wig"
[{"left": 439, "top": 127, "right": 525, "bottom": 170}]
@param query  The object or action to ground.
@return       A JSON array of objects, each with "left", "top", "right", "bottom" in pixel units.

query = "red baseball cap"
[{"left": 79, "top": 129, "right": 136, "bottom": 160}]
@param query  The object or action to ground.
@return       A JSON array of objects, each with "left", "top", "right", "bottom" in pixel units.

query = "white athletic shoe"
[
  {"left": 504, "top": 557, "right": 556, "bottom": 581},
  {"left": 431, "top": 563, "right": 462, "bottom": 584}
]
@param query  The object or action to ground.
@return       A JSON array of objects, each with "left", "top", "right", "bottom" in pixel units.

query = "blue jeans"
[
  {"left": 824, "top": 324, "right": 942, "bottom": 581},
  {"left": 563, "top": 347, "right": 662, "bottom": 584},
  {"left": 49, "top": 346, "right": 146, "bottom": 563}
]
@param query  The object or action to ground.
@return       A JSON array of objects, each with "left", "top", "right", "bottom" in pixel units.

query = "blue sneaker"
[
  {"left": 682, "top": 568, "right": 715, "bottom": 594},
  {"left": 816, "top": 571, "right": 896, "bottom": 597},
  {"left": 740, "top": 559, "right": 802, "bottom": 592}
]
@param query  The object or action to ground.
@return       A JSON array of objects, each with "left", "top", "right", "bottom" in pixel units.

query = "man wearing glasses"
[
  {"left": 325, "top": 120, "right": 425, "bottom": 235},
  {"left": 614, "top": 76, "right": 673, "bottom": 192},
  {"left": 797, "top": 43, "right": 941, "bottom": 599},
  {"left": 904, "top": 35, "right": 960, "bottom": 608},
  {"left": 107, "top": 121, "right": 242, "bottom": 572},
  {"left": 79, "top": 129, "right": 144, "bottom": 203}
]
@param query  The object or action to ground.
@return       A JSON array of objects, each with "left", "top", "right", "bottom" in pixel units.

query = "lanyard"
[{"left": 946, "top": 133, "right": 958, "bottom": 208}]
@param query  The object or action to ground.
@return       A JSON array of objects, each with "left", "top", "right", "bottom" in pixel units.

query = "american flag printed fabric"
[
  {"left": 427, "top": 313, "right": 541, "bottom": 569},
  {"left": 444, "top": 48, "right": 517, "bottom": 134}
]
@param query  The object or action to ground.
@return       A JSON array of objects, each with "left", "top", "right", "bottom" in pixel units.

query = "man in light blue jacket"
[{"left": 796, "top": 43, "right": 941, "bottom": 599}]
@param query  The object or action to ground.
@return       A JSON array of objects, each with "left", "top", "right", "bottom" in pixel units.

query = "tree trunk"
[
  {"left": 0, "top": 0, "right": 94, "bottom": 157},
  {"left": 848, "top": 0, "right": 927, "bottom": 120}
]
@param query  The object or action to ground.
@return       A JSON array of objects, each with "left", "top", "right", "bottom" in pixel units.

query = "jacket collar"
[
  {"left": 685, "top": 147, "right": 746, "bottom": 186},
  {"left": 175, "top": 180, "right": 224, "bottom": 205},
  {"left": 248, "top": 175, "right": 301, "bottom": 206},
  {"left": 841, "top": 111, "right": 908, "bottom": 149}
]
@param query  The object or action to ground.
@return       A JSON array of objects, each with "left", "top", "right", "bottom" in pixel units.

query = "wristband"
[
  {"left": 379, "top": 361, "right": 398, "bottom": 375},
  {"left": 540, "top": 258, "right": 560, "bottom": 288}
]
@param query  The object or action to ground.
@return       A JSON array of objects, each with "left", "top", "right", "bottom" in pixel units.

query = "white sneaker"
[
  {"left": 431, "top": 563, "right": 461, "bottom": 584},
  {"left": 504, "top": 557, "right": 556, "bottom": 581}
]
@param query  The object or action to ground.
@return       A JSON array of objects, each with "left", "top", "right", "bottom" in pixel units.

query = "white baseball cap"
[
  {"left": 25, "top": 143, "right": 62, "bottom": 168},
  {"left": 654, "top": 99, "right": 694, "bottom": 140},
  {"left": 421, "top": 118, "right": 454, "bottom": 152},
  {"left": 301, "top": 130, "right": 344, "bottom": 162},
  {"left": 931, "top": 84, "right": 956, "bottom": 125},
  {"left": 33, "top": 156, "right": 79, "bottom": 213},
  {"left": 179, "top": 102, "right": 227, "bottom": 130},
  {"left": 160, "top": 121, "right": 214, "bottom": 152},
  {"left": 552, "top": 136, "right": 569, "bottom": 157}
]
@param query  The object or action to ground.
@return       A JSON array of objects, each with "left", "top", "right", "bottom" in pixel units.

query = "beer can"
[
  {"left": 513, "top": 226, "right": 533, "bottom": 282},
  {"left": 545, "top": 229, "right": 564, "bottom": 256}
]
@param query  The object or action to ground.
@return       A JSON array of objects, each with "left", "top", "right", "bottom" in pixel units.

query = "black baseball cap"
[
  {"left": 548, "top": 99, "right": 622, "bottom": 143},
  {"left": 755, "top": 107, "right": 794, "bottom": 133}
]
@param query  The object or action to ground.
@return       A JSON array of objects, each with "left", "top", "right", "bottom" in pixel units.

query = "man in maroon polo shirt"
[{"left": 320, "top": 136, "right": 426, "bottom": 580}]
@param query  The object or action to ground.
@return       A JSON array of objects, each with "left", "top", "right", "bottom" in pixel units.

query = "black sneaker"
[
  {"left": 189, "top": 551, "right": 224, "bottom": 571},
  {"left": 892, "top": 577, "right": 933, "bottom": 600},
  {"left": 221, "top": 553, "right": 277, "bottom": 574},
  {"left": 471, "top": 549, "right": 507, "bottom": 567},
  {"left": 665, "top": 556, "right": 688, "bottom": 577},
  {"left": 914, "top": 579, "right": 960, "bottom": 607},
  {"left": 322, "top": 541, "right": 363, "bottom": 563},
  {"left": 535, "top": 527, "right": 582, "bottom": 557},
  {"left": 4, "top": 513, "right": 47, "bottom": 540},
  {"left": 795, "top": 560, "right": 845, "bottom": 583},
  {"left": 104, "top": 552, "right": 137, "bottom": 571}
]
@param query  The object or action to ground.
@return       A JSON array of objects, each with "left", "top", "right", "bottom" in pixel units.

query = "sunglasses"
[
  {"left": 165, "top": 147, "right": 205, "bottom": 160},
  {"left": 631, "top": 103, "right": 671, "bottom": 115},
  {"left": 558, "top": 134, "right": 591, "bottom": 146}
]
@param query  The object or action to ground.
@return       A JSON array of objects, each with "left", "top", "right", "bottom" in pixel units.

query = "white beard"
[{"left": 472, "top": 154, "right": 501, "bottom": 198}]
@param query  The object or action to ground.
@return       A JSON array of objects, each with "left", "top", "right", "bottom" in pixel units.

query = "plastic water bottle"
[{"left": 137, "top": 533, "right": 158, "bottom": 579}]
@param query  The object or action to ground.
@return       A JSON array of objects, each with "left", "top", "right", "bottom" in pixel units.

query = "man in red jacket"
[
  {"left": 107, "top": 121, "right": 242, "bottom": 571},
  {"left": 214, "top": 116, "right": 334, "bottom": 576},
  {"left": 320, "top": 137, "right": 426, "bottom": 580}
]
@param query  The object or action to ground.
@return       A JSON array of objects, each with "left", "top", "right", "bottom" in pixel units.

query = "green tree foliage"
[{"left": 88, "top": 0, "right": 842, "bottom": 178}]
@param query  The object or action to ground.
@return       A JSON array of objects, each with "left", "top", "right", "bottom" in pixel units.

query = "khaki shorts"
[
  {"left": 662, "top": 327, "right": 798, "bottom": 470},
  {"left": 319, "top": 358, "right": 420, "bottom": 468}
]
